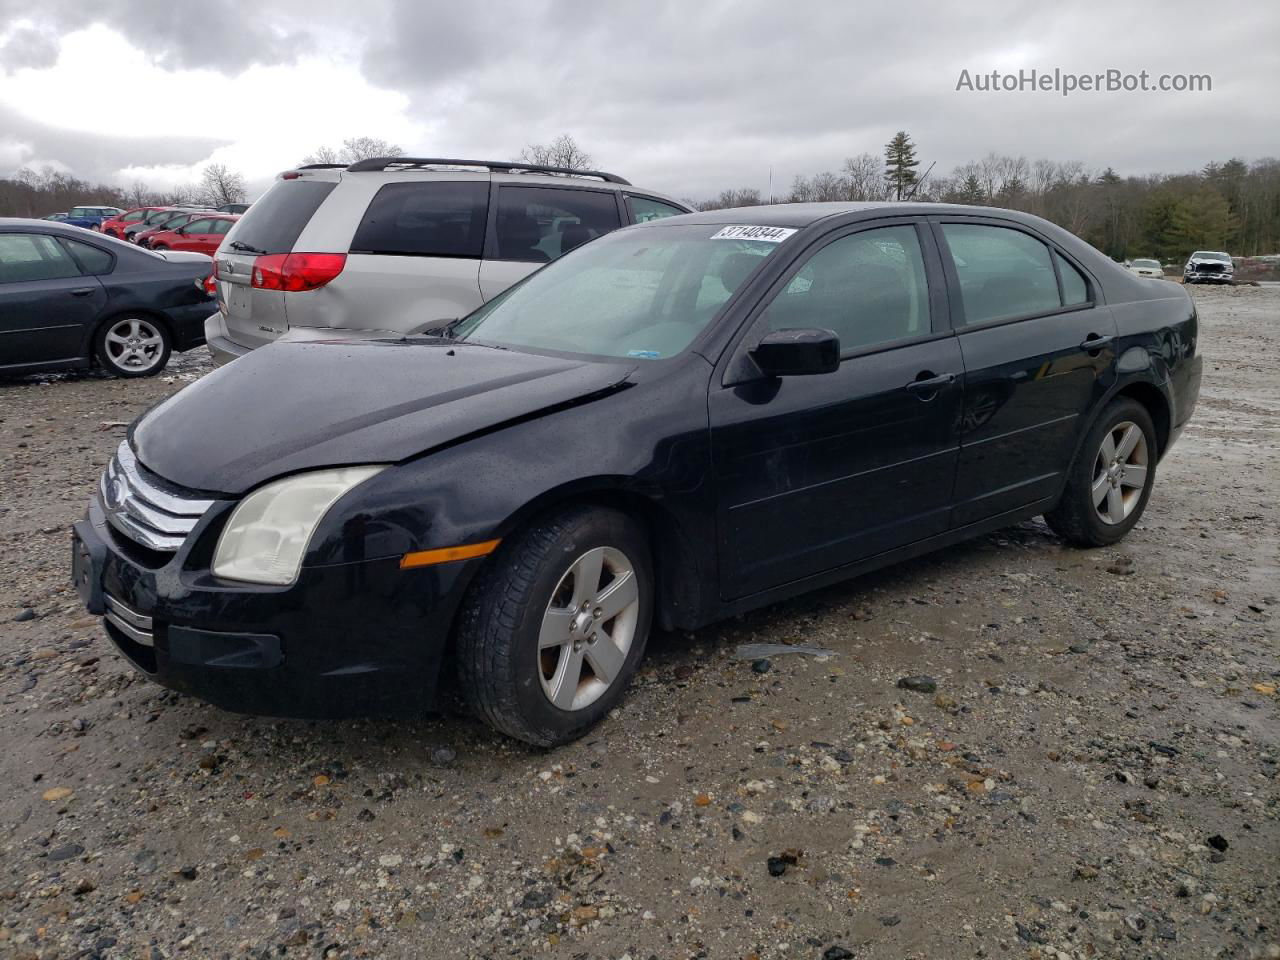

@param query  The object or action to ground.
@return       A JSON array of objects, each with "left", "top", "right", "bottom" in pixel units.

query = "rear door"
[
  {"left": 933, "top": 218, "right": 1117, "bottom": 525},
  {"left": 477, "top": 184, "right": 623, "bottom": 301},
  {"left": 341, "top": 178, "right": 489, "bottom": 332},
  {"left": 0, "top": 232, "right": 105, "bottom": 368},
  {"left": 216, "top": 177, "right": 338, "bottom": 349}
]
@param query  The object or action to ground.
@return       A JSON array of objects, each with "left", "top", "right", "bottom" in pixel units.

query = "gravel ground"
[{"left": 1, "top": 285, "right": 1276, "bottom": 960}]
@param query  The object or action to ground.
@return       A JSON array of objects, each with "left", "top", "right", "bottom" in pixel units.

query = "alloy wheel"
[
  {"left": 1092, "top": 420, "right": 1149, "bottom": 525},
  {"left": 538, "top": 546, "right": 640, "bottom": 711},
  {"left": 104, "top": 317, "right": 165, "bottom": 373}
]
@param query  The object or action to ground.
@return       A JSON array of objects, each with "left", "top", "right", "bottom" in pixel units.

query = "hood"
[{"left": 132, "top": 338, "right": 634, "bottom": 494}]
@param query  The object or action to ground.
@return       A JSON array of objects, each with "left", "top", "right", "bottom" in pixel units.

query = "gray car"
[{"left": 205, "top": 157, "right": 691, "bottom": 363}]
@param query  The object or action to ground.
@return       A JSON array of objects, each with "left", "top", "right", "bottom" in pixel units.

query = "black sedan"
[
  {"left": 0, "top": 219, "right": 214, "bottom": 377},
  {"left": 72, "top": 203, "right": 1202, "bottom": 745}
]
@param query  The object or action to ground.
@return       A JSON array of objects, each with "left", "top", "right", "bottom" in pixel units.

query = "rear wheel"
[
  {"left": 151, "top": 243, "right": 168, "bottom": 250},
  {"left": 95, "top": 315, "right": 171, "bottom": 378},
  {"left": 1045, "top": 398, "right": 1156, "bottom": 547},
  {"left": 455, "top": 506, "right": 652, "bottom": 746}
]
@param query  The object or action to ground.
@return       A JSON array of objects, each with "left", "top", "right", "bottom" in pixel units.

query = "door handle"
[
  {"left": 905, "top": 372, "right": 957, "bottom": 396},
  {"left": 69, "top": 287, "right": 96, "bottom": 297},
  {"left": 1079, "top": 333, "right": 1114, "bottom": 352}
]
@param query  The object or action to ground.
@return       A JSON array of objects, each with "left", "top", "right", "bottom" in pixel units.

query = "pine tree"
[
  {"left": 884, "top": 131, "right": 920, "bottom": 201},
  {"left": 957, "top": 173, "right": 985, "bottom": 204}
]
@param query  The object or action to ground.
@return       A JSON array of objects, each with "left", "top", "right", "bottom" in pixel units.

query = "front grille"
[
  {"left": 1194, "top": 262, "right": 1225, "bottom": 274},
  {"left": 100, "top": 441, "right": 215, "bottom": 552}
]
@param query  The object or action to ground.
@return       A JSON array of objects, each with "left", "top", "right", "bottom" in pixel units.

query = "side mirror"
[{"left": 751, "top": 328, "right": 841, "bottom": 377}]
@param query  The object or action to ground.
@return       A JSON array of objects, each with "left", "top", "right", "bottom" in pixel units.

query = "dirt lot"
[{"left": 1, "top": 285, "right": 1276, "bottom": 960}]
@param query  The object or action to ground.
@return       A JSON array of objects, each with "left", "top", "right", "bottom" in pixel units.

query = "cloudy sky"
[{"left": 0, "top": 0, "right": 1275, "bottom": 201}]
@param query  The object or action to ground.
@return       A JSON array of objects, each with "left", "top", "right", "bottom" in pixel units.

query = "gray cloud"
[
  {"left": 0, "top": 0, "right": 315, "bottom": 74},
  {"left": 2, "top": 0, "right": 1277, "bottom": 200},
  {"left": 359, "top": 0, "right": 1279, "bottom": 198},
  {"left": 0, "top": 25, "right": 59, "bottom": 71},
  {"left": 0, "top": 103, "right": 228, "bottom": 182}
]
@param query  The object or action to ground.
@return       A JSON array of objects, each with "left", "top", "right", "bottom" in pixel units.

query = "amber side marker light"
[{"left": 399, "top": 539, "right": 502, "bottom": 569}]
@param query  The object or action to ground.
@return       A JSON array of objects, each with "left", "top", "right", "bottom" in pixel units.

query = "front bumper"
[
  {"left": 72, "top": 496, "right": 467, "bottom": 718},
  {"left": 1184, "top": 270, "right": 1233, "bottom": 283}
]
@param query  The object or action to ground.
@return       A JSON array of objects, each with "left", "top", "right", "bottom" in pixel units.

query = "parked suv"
[
  {"left": 204, "top": 157, "right": 691, "bottom": 363},
  {"left": 1183, "top": 250, "right": 1234, "bottom": 284}
]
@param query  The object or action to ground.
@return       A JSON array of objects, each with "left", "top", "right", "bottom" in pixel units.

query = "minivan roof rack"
[
  {"left": 295, "top": 163, "right": 348, "bottom": 170},
  {"left": 344, "top": 156, "right": 632, "bottom": 185}
]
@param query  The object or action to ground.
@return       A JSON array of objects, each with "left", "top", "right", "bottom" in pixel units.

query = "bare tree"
[
  {"left": 841, "top": 153, "right": 889, "bottom": 201},
  {"left": 696, "top": 187, "right": 763, "bottom": 211},
  {"left": 517, "top": 134, "right": 594, "bottom": 170},
  {"left": 301, "top": 137, "right": 404, "bottom": 166},
  {"left": 196, "top": 164, "right": 247, "bottom": 207}
]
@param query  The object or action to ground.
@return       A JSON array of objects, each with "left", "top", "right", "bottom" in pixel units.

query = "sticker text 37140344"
[{"left": 709, "top": 225, "right": 797, "bottom": 243}]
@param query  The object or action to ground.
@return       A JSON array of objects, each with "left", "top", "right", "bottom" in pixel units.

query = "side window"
[
  {"left": 183, "top": 218, "right": 215, "bottom": 233},
  {"left": 1056, "top": 251, "right": 1090, "bottom": 305},
  {"left": 211, "top": 219, "right": 234, "bottom": 235},
  {"left": 0, "top": 234, "right": 82, "bottom": 283},
  {"left": 628, "top": 195, "right": 687, "bottom": 223},
  {"left": 350, "top": 181, "right": 488, "bottom": 258},
  {"left": 760, "top": 225, "right": 931, "bottom": 352},
  {"left": 62, "top": 239, "right": 114, "bottom": 275},
  {"left": 69, "top": 207, "right": 89, "bottom": 218},
  {"left": 123, "top": 210, "right": 147, "bottom": 223},
  {"left": 494, "top": 186, "right": 622, "bottom": 263},
  {"left": 941, "top": 224, "right": 1061, "bottom": 325}
]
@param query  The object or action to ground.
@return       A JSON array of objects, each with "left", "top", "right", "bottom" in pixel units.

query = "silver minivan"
[{"left": 205, "top": 158, "right": 691, "bottom": 363}]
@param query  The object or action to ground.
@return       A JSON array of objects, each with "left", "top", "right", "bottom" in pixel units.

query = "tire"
[
  {"left": 95, "top": 315, "right": 172, "bottom": 378},
  {"left": 151, "top": 243, "right": 168, "bottom": 250},
  {"left": 1044, "top": 398, "right": 1157, "bottom": 547},
  {"left": 455, "top": 506, "right": 653, "bottom": 746}
]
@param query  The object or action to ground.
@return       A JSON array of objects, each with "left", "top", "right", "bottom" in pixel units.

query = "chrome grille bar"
[
  {"left": 104, "top": 595, "right": 154, "bottom": 647},
  {"left": 100, "top": 441, "right": 215, "bottom": 552}
]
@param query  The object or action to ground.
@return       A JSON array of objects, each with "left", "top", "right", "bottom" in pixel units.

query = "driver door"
[{"left": 709, "top": 220, "right": 964, "bottom": 600}]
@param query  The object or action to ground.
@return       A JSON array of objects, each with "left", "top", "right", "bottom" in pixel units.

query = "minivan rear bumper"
[{"left": 204, "top": 312, "right": 251, "bottom": 366}]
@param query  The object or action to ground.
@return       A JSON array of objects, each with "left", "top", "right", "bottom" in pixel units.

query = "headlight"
[{"left": 212, "top": 465, "right": 387, "bottom": 585}]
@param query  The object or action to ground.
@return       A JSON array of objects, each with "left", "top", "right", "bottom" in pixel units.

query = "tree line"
[
  {"left": 4, "top": 131, "right": 1277, "bottom": 261},
  {"left": 697, "top": 132, "right": 1280, "bottom": 262}
]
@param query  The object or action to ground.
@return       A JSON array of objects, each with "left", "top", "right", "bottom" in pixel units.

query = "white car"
[
  {"left": 1127, "top": 258, "right": 1164, "bottom": 279},
  {"left": 1183, "top": 250, "right": 1234, "bottom": 285}
]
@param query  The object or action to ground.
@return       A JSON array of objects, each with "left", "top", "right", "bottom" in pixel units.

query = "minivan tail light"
[{"left": 251, "top": 253, "right": 346, "bottom": 292}]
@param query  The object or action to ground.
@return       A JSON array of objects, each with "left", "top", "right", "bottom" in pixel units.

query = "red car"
[
  {"left": 100, "top": 206, "right": 168, "bottom": 240},
  {"left": 134, "top": 211, "right": 211, "bottom": 248},
  {"left": 146, "top": 214, "right": 240, "bottom": 255}
]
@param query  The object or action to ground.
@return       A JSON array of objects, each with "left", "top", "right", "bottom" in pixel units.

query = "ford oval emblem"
[{"left": 105, "top": 477, "right": 126, "bottom": 510}]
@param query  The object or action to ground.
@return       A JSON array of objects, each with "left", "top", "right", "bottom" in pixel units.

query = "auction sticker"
[{"left": 710, "top": 225, "right": 797, "bottom": 243}]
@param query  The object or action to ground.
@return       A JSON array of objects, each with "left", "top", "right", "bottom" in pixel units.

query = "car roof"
[{"left": 640, "top": 201, "right": 1095, "bottom": 229}]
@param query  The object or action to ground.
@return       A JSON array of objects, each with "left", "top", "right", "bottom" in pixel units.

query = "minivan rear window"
[
  {"left": 227, "top": 179, "right": 337, "bottom": 255},
  {"left": 349, "top": 181, "right": 489, "bottom": 258}
]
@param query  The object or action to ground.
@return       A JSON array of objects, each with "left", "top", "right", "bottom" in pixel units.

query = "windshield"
[
  {"left": 1192, "top": 251, "right": 1230, "bottom": 261},
  {"left": 1133, "top": 259, "right": 1160, "bottom": 267},
  {"left": 454, "top": 224, "right": 788, "bottom": 360}
]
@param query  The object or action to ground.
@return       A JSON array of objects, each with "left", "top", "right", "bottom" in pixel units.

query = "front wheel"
[
  {"left": 455, "top": 506, "right": 652, "bottom": 746},
  {"left": 95, "top": 315, "right": 171, "bottom": 378},
  {"left": 1044, "top": 398, "right": 1157, "bottom": 547}
]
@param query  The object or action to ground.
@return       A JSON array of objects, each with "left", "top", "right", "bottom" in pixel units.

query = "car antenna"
[{"left": 904, "top": 161, "right": 936, "bottom": 202}]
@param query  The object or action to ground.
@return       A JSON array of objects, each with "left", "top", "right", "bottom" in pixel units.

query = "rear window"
[
  {"left": 350, "top": 181, "right": 489, "bottom": 258},
  {"left": 227, "top": 179, "right": 337, "bottom": 255}
]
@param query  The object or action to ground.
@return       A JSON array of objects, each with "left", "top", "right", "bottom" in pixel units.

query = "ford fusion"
[{"left": 73, "top": 203, "right": 1202, "bottom": 746}]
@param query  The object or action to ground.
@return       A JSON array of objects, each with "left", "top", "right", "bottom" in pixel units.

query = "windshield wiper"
[{"left": 228, "top": 240, "right": 266, "bottom": 254}]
